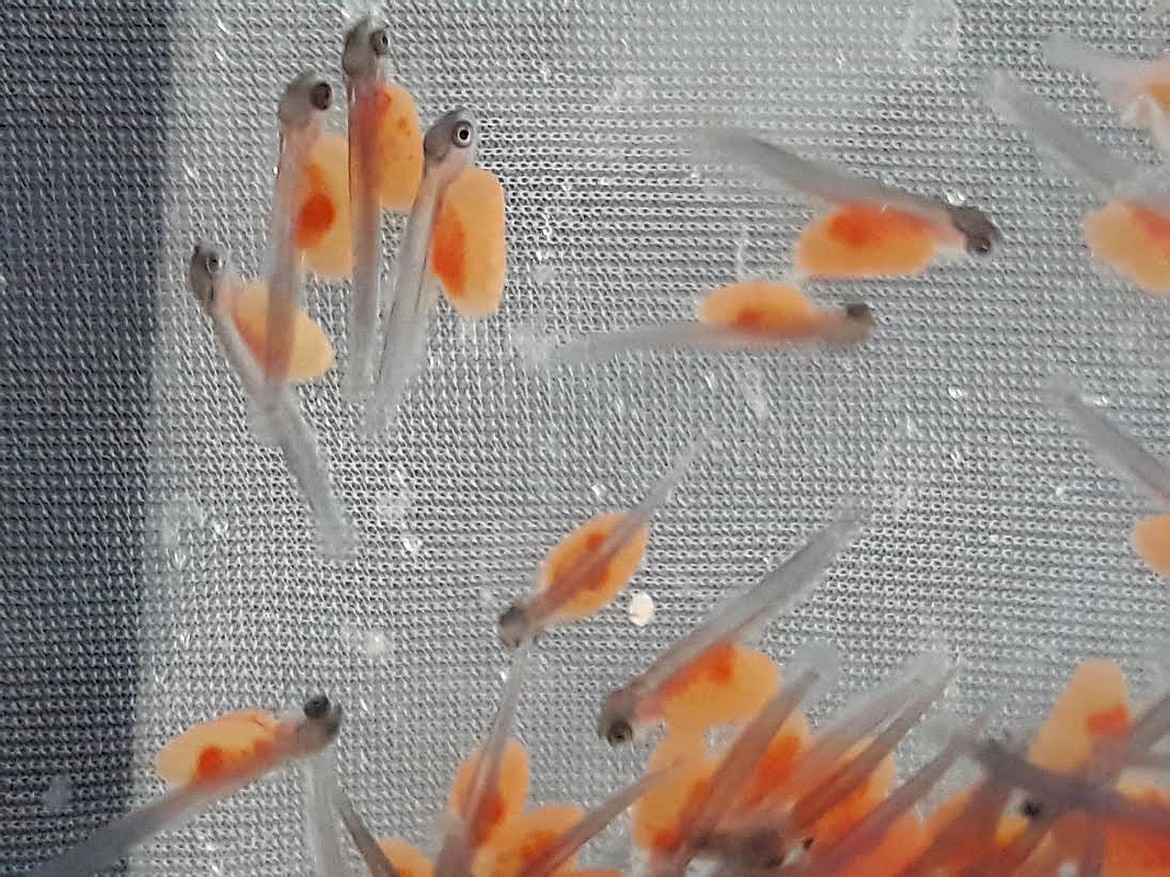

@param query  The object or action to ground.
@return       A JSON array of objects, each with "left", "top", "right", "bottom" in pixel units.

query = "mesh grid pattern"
[
  {"left": 7, "top": 0, "right": 1170, "bottom": 873},
  {"left": 0, "top": 2, "right": 169, "bottom": 871}
]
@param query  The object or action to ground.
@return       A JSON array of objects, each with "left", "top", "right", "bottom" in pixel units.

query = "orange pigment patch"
[
  {"left": 473, "top": 804, "right": 584, "bottom": 877},
  {"left": 633, "top": 733, "right": 713, "bottom": 854},
  {"left": 431, "top": 167, "right": 507, "bottom": 318},
  {"left": 739, "top": 714, "right": 812, "bottom": 810},
  {"left": 231, "top": 281, "right": 335, "bottom": 382},
  {"left": 154, "top": 709, "right": 278, "bottom": 786},
  {"left": 294, "top": 178, "right": 336, "bottom": 251},
  {"left": 1103, "top": 783, "right": 1170, "bottom": 875},
  {"left": 1132, "top": 514, "right": 1170, "bottom": 577},
  {"left": 831, "top": 811, "right": 926, "bottom": 877},
  {"left": 1144, "top": 82, "right": 1170, "bottom": 110},
  {"left": 808, "top": 749, "right": 897, "bottom": 842},
  {"left": 698, "top": 281, "right": 824, "bottom": 336},
  {"left": 1028, "top": 659, "right": 1130, "bottom": 775},
  {"left": 1083, "top": 201, "right": 1170, "bottom": 296},
  {"left": 374, "top": 82, "right": 424, "bottom": 211},
  {"left": 657, "top": 645, "right": 780, "bottom": 734},
  {"left": 538, "top": 512, "right": 649, "bottom": 624},
  {"left": 796, "top": 205, "right": 938, "bottom": 279},
  {"left": 376, "top": 839, "right": 434, "bottom": 877},
  {"left": 921, "top": 790, "right": 1044, "bottom": 873},
  {"left": 1086, "top": 704, "right": 1132, "bottom": 738},
  {"left": 297, "top": 132, "right": 354, "bottom": 279},
  {"left": 447, "top": 738, "right": 530, "bottom": 848}
]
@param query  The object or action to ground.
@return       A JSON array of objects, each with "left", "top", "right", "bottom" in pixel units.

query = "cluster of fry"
[
  {"left": 988, "top": 33, "right": 1170, "bottom": 297},
  {"left": 30, "top": 411, "right": 1170, "bottom": 876},
  {"left": 187, "top": 15, "right": 506, "bottom": 551},
  {"left": 47, "top": 11, "right": 1170, "bottom": 877}
]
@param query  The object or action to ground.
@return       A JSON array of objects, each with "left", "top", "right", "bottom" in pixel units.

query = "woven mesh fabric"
[
  {"left": 0, "top": 3, "right": 168, "bottom": 872},
  {"left": 8, "top": 0, "right": 1170, "bottom": 873}
]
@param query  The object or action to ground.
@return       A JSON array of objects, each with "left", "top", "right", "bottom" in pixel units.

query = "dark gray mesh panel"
[
  {"left": 0, "top": 2, "right": 171, "bottom": 872},
  {"left": 7, "top": 0, "right": 1170, "bottom": 874}
]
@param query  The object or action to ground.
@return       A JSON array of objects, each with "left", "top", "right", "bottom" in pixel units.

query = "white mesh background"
[{"left": 132, "top": 0, "right": 1170, "bottom": 873}]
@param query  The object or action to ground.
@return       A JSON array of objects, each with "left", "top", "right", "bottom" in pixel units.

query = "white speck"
[
  {"left": 41, "top": 775, "right": 72, "bottom": 813},
  {"left": 609, "top": 74, "right": 649, "bottom": 105},
  {"left": 361, "top": 629, "right": 391, "bottom": 657},
  {"left": 1054, "top": 484, "right": 1068, "bottom": 500},
  {"left": 947, "top": 386, "right": 967, "bottom": 401},
  {"left": 899, "top": 0, "right": 961, "bottom": 63},
  {"left": 168, "top": 546, "right": 190, "bottom": 571},
  {"left": 210, "top": 515, "right": 229, "bottom": 538},
  {"left": 531, "top": 264, "right": 559, "bottom": 286},
  {"left": 507, "top": 323, "right": 554, "bottom": 370},
  {"left": 628, "top": 591, "right": 655, "bottom": 627},
  {"left": 734, "top": 229, "right": 750, "bottom": 281},
  {"left": 160, "top": 515, "right": 181, "bottom": 550},
  {"left": 214, "top": 17, "right": 233, "bottom": 36},
  {"left": 376, "top": 472, "right": 413, "bottom": 528},
  {"left": 401, "top": 532, "right": 423, "bottom": 555},
  {"left": 739, "top": 368, "right": 770, "bottom": 420},
  {"left": 891, "top": 483, "right": 917, "bottom": 516},
  {"left": 591, "top": 483, "right": 608, "bottom": 500}
]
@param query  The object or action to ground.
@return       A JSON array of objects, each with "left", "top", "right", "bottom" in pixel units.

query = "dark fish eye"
[
  {"left": 370, "top": 28, "right": 390, "bottom": 54},
  {"left": 452, "top": 121, "right": 473, "bottom": 147},
  {"left": 968, "top": 233, "right": 993, "bottom": 256},
  {"left": 303, "top": 694, "right": 331, "bottom": 719},
  {"left": 309, "top": 81, "right": 332, "bottom": 112},
  {"left": 605, "top": 719, "right": 633, "bottom": 744},
  {"left": 203, "top": 251, "right": 221, "bottom": 274}
]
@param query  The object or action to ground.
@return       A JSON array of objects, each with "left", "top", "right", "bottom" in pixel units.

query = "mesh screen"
[{"left": 8, "top": 0, "right": 1170, "bottom": 873}]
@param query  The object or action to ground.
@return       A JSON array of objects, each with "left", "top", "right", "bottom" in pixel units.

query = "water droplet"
[
  {"left": 947, "top": 386, "right": 967, "bottom": 401},
  {"left": 628, "top": 591, "right": 655, "bottom": 627},
  {"left": 41, "top": 775, "right": 72, "bottom": 813},
  {"left": 507, "top": 323, "right": 554, "bottom": 370},
  {"left": 376, "top": 472, "right": 413, "bottom": 528},
  {"left": 734, "top": 229, "right": 750, "bottom": 281},
  {"left": 402, "top": 532, "right": 423, "bottom": 555},
  {"left": 531, "top": 264, "right": 558, "bottom": 286},
  {"left": 591, "top": 483, "right": 608, "bottom": 500},
  {"left": 160, "top": 516, "right": 181, "bottom": 550},
  {"left": 899, "top": 0, "right": 961, "bottom": 64},
  {"left": 739, "top": 368, "right": 770, "bottom": 420},
  {"left": 892, "top": 484, "right": 917, "bottom": 516},
  {"left": 362, "top": 629, "right": 391, "bottom": 656}
]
